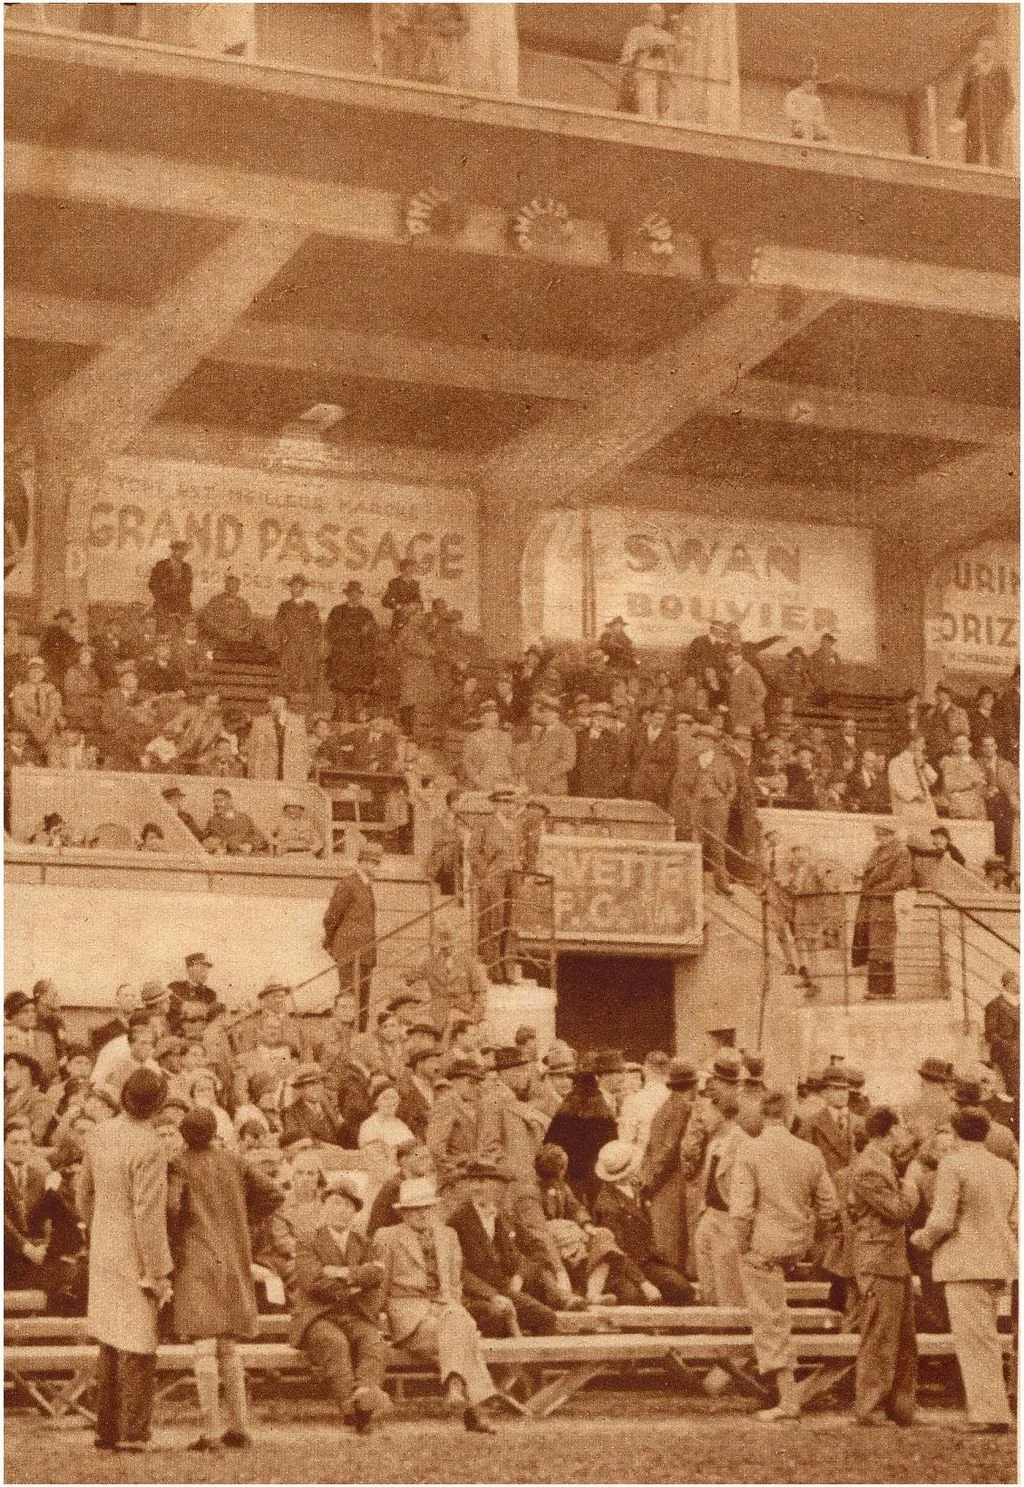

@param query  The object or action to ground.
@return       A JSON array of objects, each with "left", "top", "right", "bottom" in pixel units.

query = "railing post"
[
  {"left": 958, "top": 910, "right": 971, "bottom": 1037},
  {"left": 841, "top": 893, "right": 851, "bottom": 1011},
  {"left": 757, "top": 883, "right": 771, "bottom": 1052}
]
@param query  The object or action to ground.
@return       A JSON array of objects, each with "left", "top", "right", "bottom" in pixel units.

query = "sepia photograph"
[{"left": 2, "top": 2, "right": 1019, "bottom": 1482}]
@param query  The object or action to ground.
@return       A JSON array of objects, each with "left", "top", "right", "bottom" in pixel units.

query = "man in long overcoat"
[
  {"left": 325, "top": 581, "right": 379, "bottom": 720},
  {"left": 851, "top": 823, "right": 915, "bottom": 1000},
  {"left": 274, "top": 573, "right": 323, "bottom": 704},
  {"left": 638, "top": 1058, "right": 698, "bottom": 1270},
  {"left": 323, "top": 841, "right": 381, "bottom": 1030},
  {"left": 76, "top": 1068, "right": 173, "bottom": 1450}
]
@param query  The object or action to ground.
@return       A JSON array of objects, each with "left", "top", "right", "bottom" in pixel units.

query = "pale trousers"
[
  {"left": 192, "top": 1336, "right": 249, "bottom": 1440},
  {"left": 402, "top": 1303, "right": 496, "bottom": 1407},
  {"left": 694, "top": 1209, "right": 745, "bottom": 1308},
  {"left": 944, "top": 1280, "right": 1013, "bottom": 1426},
  {"left": 738, "top": 1253, "right": 796, "bottom": 1375}
]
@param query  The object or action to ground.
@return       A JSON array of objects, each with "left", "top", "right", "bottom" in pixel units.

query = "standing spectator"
[
  {"left": 396, "top": 600, "right": 440, "bottom": 736},
  {"left": 682, "top": 620, "right": 727, "bottom": 708},
  {"left": 426, "top": 1059, "right": 485, "bottom": 1198},
  {"left": 323, "top": 841, "right": 381, "bottom": 1030},
  {"left": 772, "top": 649, "right": 812, "bottom": 704},
  {"left": 170, "top": 618, "right": 212, "bottom": 693},
  {"left": 371, "top": 1176, "right": 499, "bottom": 1434},
  {"left": 938, "top": 734, "right": 987, "bottom": 819},
  {"left": 244, "top": 694, "right": 311, "bottom": 784},
  {"left": 969, "top": 687, "right": 999, "bottom": 752},
  {"left": 723, "top": 645, "right": 767, "bottom": 735},
  {"left": 887, "top": 736, "right": 938, "bottom": 828},
  {"left": 461, "top": 700, "right": 514, "bottom": 794},
  {"left": 597, "top": 616, "right": 636, "bottom": 675},
  {"left": 729, "top": 1086, "right": 839, "bottom": 1423},
  {"left": 847, "top": 1105, "right": 919, "bottom": 1426},
  {"left": 380, "top": 557, "right": 422, "bottom": 631},
  {"left": 786, "top": 742, "right": 828, "bottom": 811},
  {"left": 992, "top": 666, "right": 1019, "bottom": 767},
  {"left": 200, "top": 572, "right": 262, "bottom": 658},
  {"left": 516, "top": 697, "right": 577, "bottom": 797},
  {"left": 11, "top": 655, "right": 63, "bottom": 762},
  {"left": 325, "top": 581, "right": 379, "bottom": 721},
  {"left": 545, "top": 1053, "right": 621, "bottom": 1212},
  {"left": 851, "top": 823, "right": 915, "bottom": 1001},
  {"left": 800, "top": 1067, "right": 856, "bottom": 1178},
  {"left": 169, "top": 1106, "right": 259, "bottom": 1451},
  {"left": 977, "top": 734, "right": 1019, "bottom": 866},
  {"left": 137, "top": 637, "right": 185, "bottom": 698},
  {"left": 911, "top": 1107, "right": 1017, "bottom": 1433},
  {"left": 674, "top": 726, "right": 736, "bottom": 896},
  {"left": 76, "top": 1068, "right": 173, "bottom": 1452},
  {"left": 61, "top": 644, "right": 103, "bottom": 733},
  {"left": 39, "top": 608, "right": 80, "bottom": 685},
  {"left": 924, "top": 684, "right": 971, "bottom": 768},
  {"left": 470, "top": 788, "right": 525, "bottom": 985},
  {"left": 476, "top": 1045, "right": 549, "bottom": 1184},
  {"left": 273, "top": 573, "right": 322, "bottom": 705},
  {"left": 572, "top": 702, "right": 630, "bottom": 799},
  {"left": 722, "top": 726, "right": 761, "bottom": 883},
  {"left": 984, "top": 969, "right": 1019, "bottom": 1103},
  {"left": 950, "top": 29, "right": 1015, "bottom": 169},
  {"left": 688, "top": 1086, "right": 745, "bottom": 1308},
  {"left": 291, "top": 1174, "right": 389, "bottom": 1435},
  {"left": 148, "top": 539, "right": 193, "bottom": 630},
  {"left": 628, "top": 703, "right": 676, "bottom": 811},
  {"left": 807, "top": 632, "right": 841, "bottom": 696},
  {"left": 901, "top": 1057, "right": 955, "bottom": 1148},
  {"left": 637, "top": 1057, "right": 698, "bottom": 1270},
  {"left": 617, "top": 1050, "right": 670, "bottom": 1159}
]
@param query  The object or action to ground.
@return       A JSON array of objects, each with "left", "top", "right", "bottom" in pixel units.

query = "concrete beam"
[
  {"left": 11, "top": 288, "right": 1014, "bottom": 449},
  {"left": 7, "top": 139, "right": 1019, "bottom": 319}
]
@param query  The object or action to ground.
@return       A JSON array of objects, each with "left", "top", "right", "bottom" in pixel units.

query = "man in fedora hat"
[
  {"left": 535, "top": 1041, "right": 577, "bottom": 1119},
  {"left": 325, "top": 581, "right": 379, "bottom": 721},
  {"left": 638, "top": 1057, "right": 699, "bottom": 1270},
  {"left": 281, "top": 1064, "right": 343, "bottom": 1148},
  {"left": 478, "top": 1046, "right": 549, "bottom": 1184},
  {"left": 515, "top": 695, "right": 577, "bottom": 798},
  {"left": 801, "top": 1066, "right": 857, "bottom": 1179},
  {"left": 291, "top": 1173, "right": 388, "bottom": 1435},
  {"left": 470, "top": 788, "right": 526, "bottom": 984},
  {"left": 148, "top": 538, "right": 193, "bottom": 630},
  {"left": 593, "top": 1140, "right": 694, "bottom": 1304},
  {"left": 730, "top": 1087, "right": 839, "bottom": 1422},
  {"left": 851, "top": 822, "right": 914, "bottom": 1000},
  {"left": 597, "top": 615, "right": 636, "bottom": 676},
  {"left": 323, "top": 841, "right": 382, "bottom": 1031},
  {"left": 984, "top": 968, "right": 1019, "bottom": 1104},
  {"left": 572, "top": 701, "right": 630, "bottom": 799},
  {"left": 274, "top": 573, "right": 322, "bottom": 705},
  {"left": 380, "top": 557, "right": 422, "bottom": 632},
  {"left": 461, "top": 698, "right": 514, "bottom": 795},
  {"left": 426, "top": 1058, "right": 486, "bottom": 1197},
  {"left": 371, "top": 1176, "right": 499, "bottom": 1432},
  {"left": 901, "top": 1057, "right": 954, "bottom": 1148},
  {"left": 446, "top": 1161, "right": 557, "bottom": 1336}
]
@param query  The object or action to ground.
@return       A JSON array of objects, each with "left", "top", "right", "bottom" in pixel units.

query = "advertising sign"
[
  {"left": 523, "top": 506, "right": 878, "bottom": 660},
  {"left": 925, "top": 539, "right": 1019, "bottom": 678},
  {"left": 9, "top": 454, "right": 480, "bottom": 621},
  {"left": 535, "top": 833, "right": 703, "bottom": 949}
]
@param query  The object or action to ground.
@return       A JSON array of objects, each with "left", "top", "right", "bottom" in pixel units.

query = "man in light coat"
[
  {"left": 724, "top": 646, "right": 767, "bottom": 735},
  {"left": 515, "top": 697, "right": 576, "bottom": 797},
  {"left": 729, "top": 1086, "right": 839, "bottom": 1422},
  {"left": 911, "top": 1106, "right": 1017, "bottom": 1433},
  {"left": 323, "top": 841, "right": 381, "bottom": 1030},
  {"left": 371, "top": 1176, "right": 499, "bottom": 1433},
  {"left": 887, "top": 735, "right": 939, "bottom": 827},
  {"left": 76, "top": 1068, "right": 173, "bottom": 1451},
  {"left": 244, "top": 694, "right": 311, "bottom": 784},
  {"left": 461, "top": 701, "right": 514, "bottom": 794}
]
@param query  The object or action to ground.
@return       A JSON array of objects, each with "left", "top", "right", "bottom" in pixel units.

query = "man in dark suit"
[
  {"left": 291, "top": 1175, "right": 388, "bottom": 1434},
  {"left": 447, "top": 1162, "right": 557, "bottom": 1335},
  {"left": 847, "top": 1105, "right": 919, "bottom": 1426},
  {"left": 397, "top": 1044, "right": 442, "bottom": 1142},
  {"left": 147, "top": 540, "right": 193, "bottom": 629},
  {"left": 638, "top": 1058, "right": 698, "bottom": 1270},
  {"left": 323, "top": 842, "right": 381, "bottom": 1031},
  {"left": 593, "top": 1141, "right": 693, "bottom": 1303},
  {"left": 984, "top": 970, "right": 1019, "bottom": 1102},
  {"left": 4, "top": 1120, "right": 48, "bottom": 1290},
  {"left": 800, "top": 1067, "right": 857, "bottom": 1178},
  {"left": 629, "top": 704, "right": 677, "bottom": 810},
  {"left": 281, "top": 1065, "right": 344, "bottom": 1148}
]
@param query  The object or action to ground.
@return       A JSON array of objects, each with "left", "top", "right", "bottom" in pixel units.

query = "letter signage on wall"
[
  {"left": 925, "top": 539, "right": 1019, "bottom": 678},
  {"left": 531, "top": 834, "right": 704, "bottom": 949},
  {"left": 9, "top": 455, "right": 480, "bottom": 621},
  {"left": 522, "top": 507, "right": 878, "bottom": 661}
]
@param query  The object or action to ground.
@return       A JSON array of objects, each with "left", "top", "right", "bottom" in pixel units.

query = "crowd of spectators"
[
  {"left": 4, "top": 964, "right": 1018, "bottom": 1434},
  {"left": 5, "top": 554, "right": 1019, "bottom": 885}
]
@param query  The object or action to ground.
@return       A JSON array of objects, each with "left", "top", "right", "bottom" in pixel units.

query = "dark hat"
[
  {"left": 743, "top": 1052, "right": 765, "bottom": 1081},
  {"left": 844, "top": 1065, "right": 866, "bottom": 1090},
  {"left": 408, "top": 1045, "right": 441, "bottom": 1069},
  {"left": 285, "top": 572, "right": 309, "bottom": 587},
  {"left": 169, "top": 538, "right": 189, "bottom": 551},
  {"left": 406, "top": 1020, "right": 440, "bottom": 1041},
  {"left": 4, "top": 991, "right": 34, "bottom": 1018},
  {"left": 464, "top": 1159, "right": 509, "bottom": 1182},
  {"left": 524, "top": 797, "right": 551, "bottom": 815},
  {"left": 446, "top": 1057, "right": 485, "bottom": 1082},
  {"left": 822, "top": 1066, "right": 850, "bottom": 1090},
  {"left": 4, "top": 1049, "right": 42, "bottom": 1086},
  {"left": 918, "top": 1056, "right": 953, "bottom": 1085},
  {"left": 494, "top": 1046, "right": 532, "bottom": 1072},
  {"left": 605, "top": 616, "right": 628, "bottom": 627},
  {"left": 185, "top": 951, "right": 213, "bottom": 969},
  {"left": 258, "top": 978, "right": 291, "bottom": 1000},
  {"left": 514, "top": 1024, "right": 537, "bottom": 1045},
  {"left": 489, "top": 787, "right": 519, "bottom": 804},
  {"left": 952, "top": 1076, "right": 984, "bottom": 1107},
  {"left": 589, "top": 1048, "right": 626, "bottom": 1077},
  {"left": 666, "top": 1057, "right": 699, "bottom": 1091},
  {"left": 42, "top": 812, "right": 64, "bottom": 831},
  {"left": 804, "top": 1070, "right": 826, "bottom": 1094},
  {"left": 343, "top": 579, "right": 364, "bottom": 595},
  {"left": 161, "top": 785, "right": 185, "bottom": 800},
  {"left": 292, "top": 1063, "right": 326, "bottom": 1090},
  {"left": 386, "top": 994, "right": 422, "bottom": 1015}
]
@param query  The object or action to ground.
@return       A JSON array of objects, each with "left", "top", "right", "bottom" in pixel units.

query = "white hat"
[
  {"left": 594, "top": 1140, "right": 642, "bottom": 1184},
  {"left": 395, "top": 1176, "right": 440, "bottom": 1210}
]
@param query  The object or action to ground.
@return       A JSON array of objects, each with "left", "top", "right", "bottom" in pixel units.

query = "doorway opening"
[{"left": 554, "top": 954, "right": 676, "bottom": 1057}]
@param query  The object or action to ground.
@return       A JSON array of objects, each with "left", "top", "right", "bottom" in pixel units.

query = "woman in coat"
[
  {"left": 75, "top": 1067, "right": 173, "bottom": 1452},
  {"left": 168, "top": 1106, "right": 259, "bottom": 1451},
  {"left": 545, "top": 1065, "right": 619, "bottom": 1210}
]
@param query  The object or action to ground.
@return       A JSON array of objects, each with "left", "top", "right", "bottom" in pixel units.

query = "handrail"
[{"left": 930, "top": 890, "right": 1020, "bottom": 951}]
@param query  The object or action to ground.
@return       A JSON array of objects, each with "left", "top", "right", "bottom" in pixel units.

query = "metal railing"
[{"left": 466, "top": 861, "right": 558, "bottom": 994}]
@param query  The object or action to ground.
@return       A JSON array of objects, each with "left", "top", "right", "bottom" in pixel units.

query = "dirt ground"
[{"left": 5, "top": 1396, "right": 1017, "bottom": 1485}]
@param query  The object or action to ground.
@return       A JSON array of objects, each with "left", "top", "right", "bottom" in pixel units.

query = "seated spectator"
[
  {"left": 98, "top": 662, "right": 155, "bottom": 769},
  {"left": 137, "top": 636, "right": 185, "bottom": 697},
  {"left": 11, "top": 655, "right": 63, "bottom": 763},
  {"left": 139, "top": 822, "right": 167, "bottom": 852},
  {"left": 290, "top": 1174, "right": 389, "bottom": 1435},
  {"left": 591, "top": 1141, "right": 694, "bottom": 1304},
  {"left": 203, "top": 788, "right": 267, "bottom": 854},
  {"left": 161, "top": 784, "right": 204, "bottom": 839},
  {"left": 196, "top": 733, "right": 246, "bottom": 779},
  {"left": 446, "top": 1162, "right": 558, "bottom": 1337},
  {"left": 170, "top": 618, "right": 213, "bottom": 691},
  {"left": 281, "top": 1064, "right": 343, "bottom": 1148},
  {"left": 772, "top": 647, "right": 812, "bottom": 703},
  {"left": 4, "top": 1052, "right": 54, "bottom": 1146},
  {"left": 752, "top": 739, "right": 789, "bottom": 806},
  {"left": 236, "top": 1010, "right": 301, "bottom": 1105},
  {"left": 4, "top": 1119, "right": 50, "bottom": 1291},
  {"left": 176, "top": 692, "right": 227, "bottom": 768},
  {"left": 345, "top": 716, "right": 400, "bottom": 775},
  {"left": 30, "top": 811, "right": 79, "bottom": 847},
  {"left": 271, "top": 797, "right": 324, "bottom": 856},
  {"left": 140, "top": 720, "right": 183, "bottom": 772},
  {"left": 938, "top": 733, "right": 987, "bottom": 819},
  {"left": 521, "top": 1143, "right": 622, "bottom": 1307},
  {"left": 923, "top": 683, "right": 971, "bottom": 767},
  {"left": 786, "top": 743, "right": 828, "bottom": 810},
  {"left": 845, "top": 748, "right": 889, "bottom": 814},
  {"left": 310, "top": 716, "right": 357, "bottom": 774},
  {"left": 60, "top": 644, "right": 103, "bottom": 733},
  {"left": 4, "top": 990, "right": 40, "bottom": 1063},
  {"left": 200, "top": 571, "right": 262, "bottom": 656},
  {"left": 358, "top": 1078, "right": 416, "bottom": 1175},
  {"left": 49, "top": 724, "right": 97, "bottom": 771}
]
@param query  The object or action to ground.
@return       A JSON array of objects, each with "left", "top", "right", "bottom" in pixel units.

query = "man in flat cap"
[
  {"left": 470, "top": 788, "right": 526, "bottom": 984},
  {"left": 323, "top": 842, "right": 382, "bottom": 1031}
]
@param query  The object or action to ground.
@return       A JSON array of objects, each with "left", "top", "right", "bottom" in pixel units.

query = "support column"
[
  {"left": 461, "top": 3, "right": 519, "bottom": 97},
  {"left": 477, "top": 490, "right": 534, "bottom": 661},
  {"left": 689, "top": 3, "right": 740, "bottom": 132}
]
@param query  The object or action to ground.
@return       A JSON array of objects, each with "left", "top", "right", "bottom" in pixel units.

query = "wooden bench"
[
  {"left": 8, "top": 1329, "right": 1006, "bottom": 1424},
  {"left": 3, "top": 1291, "right": 46, "bottom": 1317}
]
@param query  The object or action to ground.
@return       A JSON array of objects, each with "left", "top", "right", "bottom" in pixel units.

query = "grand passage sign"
[{"left": 533, "top": 834, "right": 704, "bottom": 950}]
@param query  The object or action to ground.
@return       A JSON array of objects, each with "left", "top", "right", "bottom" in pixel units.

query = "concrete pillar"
[
  {"left": 29, "top": 443, "right": 91, "bottom": 627},
  {"left": 461, "top": 3, "right": 519, "bottom": 97},
  {"left": 690, "top": 3, "right": 740, "bottom": 132},
  {"left": 477, "top": 490, "right": 532, "bottom": 661}
]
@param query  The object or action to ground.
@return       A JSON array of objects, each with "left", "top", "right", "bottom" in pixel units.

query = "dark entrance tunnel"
[{"left": 554, "top": 953, "right": 676, "bottom": 1058}]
